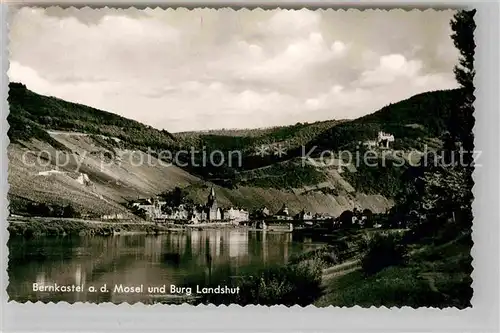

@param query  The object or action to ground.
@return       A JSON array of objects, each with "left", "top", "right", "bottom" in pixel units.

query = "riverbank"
[
  {"left": 314, "top": 231, "right": 472, "bottom": 308},
  {"left": 8, "top": 216, "right": 472, "bottom": 308},
  {"left": 183, "top": 229, "right": 362, "bottom": 306},
  {"left": 8, "top": 217, "right": 164, "bottom": 237},
  {"left": 7, "top": 217, "right": 246, "bottom": 238},
  {"left": 181, "top": 226, "right": 471, "bottom": 308}
]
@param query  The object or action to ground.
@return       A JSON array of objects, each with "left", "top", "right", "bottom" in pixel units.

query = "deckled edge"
[
  {"left": 1, "top": 5, "right": 484, "bottom": 321},
  {"left": 469, "top": 8, "right": 477, "bottom": 311}
]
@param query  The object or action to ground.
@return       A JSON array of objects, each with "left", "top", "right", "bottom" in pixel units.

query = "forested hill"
[
  {"left": 6, "top": 82, "right": 463, "bottom": 216},
  {"left": 7, "top": 82, "right": 176, "bottom": 149},
  {"left": 8, "top": 82, "right": 461, "bottom": 156},
  {"left": 301, "top": 88, "right": 463, "bottom": 155},
  {"left": 174, "top": 119, "right": 346, "bottom": 151}
]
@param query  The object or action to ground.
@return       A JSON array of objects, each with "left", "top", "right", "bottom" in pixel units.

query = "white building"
[
  {"left": 297, "top": 209, "right": 313, "bottom": 221},
  {"left": 274, "top": 204, "right": 292, "bottom": 220},
  {"left": 189, "top": 214, "right": 200, "bottom": 224},
  {"left": 314, "top": 213, "right": 331, "bottom": 221},
  {"left": 132, "top": 198, "right": 166, "bottom": 219},
  {"left": 101, "top": 213, "right": 125, "bottom": 220},
  {"left": 76, "top": 173, "right": 91, "bottom": 186},
  {"left": 377, "top": 131, "right": 395, "bottom": 148},
  {"left": 224, "top": 207, "right": 250, "bottom": 223}
]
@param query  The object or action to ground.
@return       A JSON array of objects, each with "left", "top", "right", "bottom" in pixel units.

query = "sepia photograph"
[{"left": 6, "top": 7, "right": 475, "bottom": 308}]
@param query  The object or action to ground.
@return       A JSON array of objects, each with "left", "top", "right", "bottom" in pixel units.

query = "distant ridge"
[
  {"left": 7, "top": 82, "right": 177, "bottom": 149},
  {"left": 173, "top": 119, "right": 349, "bottom": 137},
  {"left": 7, "top": 82, "right": 463, "bottom": 218}
]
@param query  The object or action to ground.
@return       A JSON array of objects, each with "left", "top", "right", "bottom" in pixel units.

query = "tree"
[
  {"left": 393, "top": 11, "right": 476, "bottom": 241},
  {"left": 362, "top": 209, "right": 373, "bottom": 219},
  {"left": 129, "top": 205, "right": 147, "bottom": 220},
  {"left": 451, "top": 10, "right": 476, "bottom": 94},
  {"left": 361, "top": 233, "right": 408, "bottom": 275},
  {"left": 160, "top": 187, "right": 194, "bottom": 208},
  {"left": 337, "top": 210, "right": 354, "bottom": 229},
  {"left": 449, "top": 9, "right": 475, "bottom": 230},
  {"left": 27, "top": 202, "right": 51, "bottom": 217},
  {"left": 362, "top": 209, "right": 374, "bottom": 228},
  {"left": 52, "top": 204, "right": 65, "bottom": 217},
  {"left": 449, "top": 10, "right": 476, "bottom": 161},
  {"left": 63, "top": 204, "right": 79, "bottom": 218}
]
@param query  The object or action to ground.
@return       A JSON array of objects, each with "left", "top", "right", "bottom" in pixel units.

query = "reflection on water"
[{"left": 8, "top": 229, "right": 323, "bottom": 303}]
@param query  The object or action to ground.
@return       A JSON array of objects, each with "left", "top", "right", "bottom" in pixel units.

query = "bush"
[
  {"left": 337, "top": 210, "right": 354, "bottom": 229},
  {"left": 25, "top": 202, "right": 80, "bottom": 218},
  {"left": 361, "top": 233, "right": 408, "bottom": 275},
  {"left": 196, "top": 260, "right": 323, "bottom": 306},
  {"left": 288, "top": 246, "right": 340, "bottom": 267}
]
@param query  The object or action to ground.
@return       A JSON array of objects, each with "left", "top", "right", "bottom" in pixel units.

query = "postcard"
[{"left": 7, "top": 7, "right": 475, "bottom": 308}]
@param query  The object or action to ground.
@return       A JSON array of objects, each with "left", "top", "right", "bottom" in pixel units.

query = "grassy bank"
[
  {"left": 181, "top": 229, "right": 366, "bottom": 306},
  {"left": 181, "top": 227, "right": 472, "bottom": 308},
  {"left": 9, "top": 217, "right": 472, "bottom": 308},
  {"left": 315, "top": 232, "right": 472, "bottom": 308},
  {"left": 182, "top": 258, "right": 326, "bottom": 307}
]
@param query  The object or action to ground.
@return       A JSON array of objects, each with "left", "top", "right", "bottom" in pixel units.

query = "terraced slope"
[{"left": 7, "top": 83, "right": 459, "bottom": 218}]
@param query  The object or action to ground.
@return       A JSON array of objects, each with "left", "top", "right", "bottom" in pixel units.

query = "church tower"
[
  {"left": 207, "top": 186, "right": 216, "bottom": 206},
  {"left": 206, "top": 186, "right": 219, "bottom": 221}
]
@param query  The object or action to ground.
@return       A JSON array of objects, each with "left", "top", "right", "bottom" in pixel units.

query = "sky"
[{"left": 9, "top": 8, "right": 460, "bottom": 133}]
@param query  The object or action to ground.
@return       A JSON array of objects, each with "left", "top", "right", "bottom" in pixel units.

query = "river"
[{"left": 7, "top": 229, "right": 324, "bottom": 303}]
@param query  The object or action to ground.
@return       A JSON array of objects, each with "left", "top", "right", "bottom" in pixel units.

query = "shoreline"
[{"left": 7, "top": 216, "right": 253, "bottom": 238}]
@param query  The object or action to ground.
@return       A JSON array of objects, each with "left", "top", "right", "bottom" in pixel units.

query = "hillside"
[
  {"left": 8, "top": 82, "right": 177, "bottom": 150},
  {"left": 175, "top": 120, "right": 344, "bottom": 138},
  {"left": 8, "top": 135, "right": 201, "bottom": 218},
  {"left": 174, "top": 88, "right": 461, "bottom": 160},
  {"left": 6, "top": 83, "right": 461, "bottom": 218},
  {"left": 181, "top": 89, "right": 461, "bottom": 193},
  {"left": 174, "top": 119, "right": 346, "bottom": 151},
  {"left": 6, "top": 83, "right": 198, "bottom": 217},
  {"left": 303, "top": 89, "right": 462, "bottom": 154}
]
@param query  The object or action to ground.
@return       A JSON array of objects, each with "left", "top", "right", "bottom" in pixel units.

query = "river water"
[{"left": 8, "top": 229, "right": 324, "bottom": 303}]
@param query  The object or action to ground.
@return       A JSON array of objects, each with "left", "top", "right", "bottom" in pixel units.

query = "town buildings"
[
  {"left": 224, "top": 207, "right": 250, "bottom": 223},
  {"left": 131, "top": 187, "right": 249, "bottom": 223},
  {"left": 166, "top": 204, "right": 190, "bottom": 220},
  {"left": 101, "top": 213, "right": 125, "bottom": 220},
  {"left": 274, "top": 204, "right": 292, "bottom": 220},
  {"left": 295, "top": 209, "right": 313, "bottom": 221},
  {"left": 131, "top": 188, "right": 349, "bottom": 225},
  {"left": 132, "top": 198, "right": 166, "bottom": 220}
]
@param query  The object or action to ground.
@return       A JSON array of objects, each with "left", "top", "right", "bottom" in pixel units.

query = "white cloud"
[
  {"left": 331, "top": 41, "right": 347, "bottom": 54},
  {"left": 264, "top": 9, "right": 321, "bottom": 36},
  {"left": 303, "top": 68, "right": 459, "bottom": 121},
  {"left": 9, "top": 8, "right": 460, "bottom": 132},
  {"left": 241, "top": 32, "right": 348, "bottom": 81},
  {"left": 305, "top": 98, "right": 321, "bottom": 110},
  {"left": 330, "top": 85, "right": 344, "bottom": 94},
  {"left": 8, "top": 61, "right": 52, "bottom": 94},
  {"left": 359, "top": 54, "right": 423, "bottom": 86}
]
